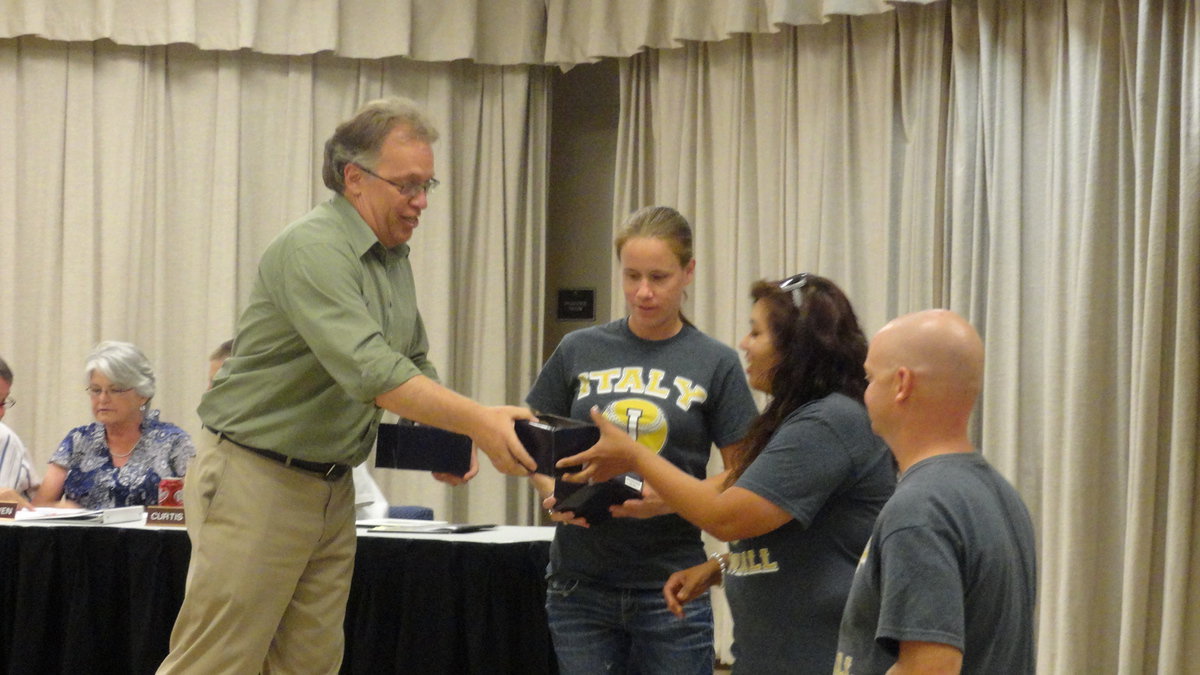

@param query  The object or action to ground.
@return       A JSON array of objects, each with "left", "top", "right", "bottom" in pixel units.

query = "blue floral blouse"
[{"left": 49, "top": 409, "right": 196, "bottom": 509}]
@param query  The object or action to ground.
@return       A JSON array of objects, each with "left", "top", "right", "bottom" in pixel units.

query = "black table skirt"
[{"left": 0, "top": 525, "right": 556, "bottom": 674}]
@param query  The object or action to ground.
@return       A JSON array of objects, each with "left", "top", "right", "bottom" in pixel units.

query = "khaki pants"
[{"left": 158, "top": 429, "right": 356, "bottom": 674}]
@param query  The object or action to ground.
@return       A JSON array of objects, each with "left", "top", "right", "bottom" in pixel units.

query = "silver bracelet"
[{"left": 709, "top": 551, "right": 728, "bottom": 575}]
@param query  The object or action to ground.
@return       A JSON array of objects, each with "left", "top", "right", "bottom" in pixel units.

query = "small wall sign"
[{"left": 557, "top": 289, "right": 595, "bottom": 321}]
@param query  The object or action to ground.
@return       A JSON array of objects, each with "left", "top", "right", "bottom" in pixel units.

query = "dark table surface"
[{"left": 0, "top": 520, "right": 557, "bottom": 674}]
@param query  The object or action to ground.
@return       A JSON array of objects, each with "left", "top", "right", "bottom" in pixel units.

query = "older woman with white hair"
[{"left": 33, "top": 341, "right": 195, "bottom": 509}]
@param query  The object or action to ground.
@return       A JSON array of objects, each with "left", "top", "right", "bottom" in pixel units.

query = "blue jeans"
[{"left": 545, "top": 575, "right": 714, "bottom": 674}]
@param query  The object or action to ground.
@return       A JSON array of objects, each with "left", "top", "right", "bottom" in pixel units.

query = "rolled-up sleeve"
[{"left": 198, "top": 197, "right": 441, "bottom": 462}]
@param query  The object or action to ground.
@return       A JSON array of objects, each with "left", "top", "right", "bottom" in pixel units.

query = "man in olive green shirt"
[{"left": 160, "top": 97, "right": 536, "bottom": 674}]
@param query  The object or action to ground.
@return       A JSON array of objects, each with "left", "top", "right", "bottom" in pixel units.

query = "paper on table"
[
  {"left": 14, "top": 505, "right": 145, "bottom": 524},
  {"left": 369, "top": 522, "right": 496, "bottom": 534},
  {"left": 356, "top": 517, "right": 449, "bottom": 528}
]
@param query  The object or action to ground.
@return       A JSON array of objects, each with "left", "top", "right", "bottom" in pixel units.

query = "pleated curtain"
[
  {"left": 611, "top": 1, "right": 1199, "bottom": 670},
  {"left": 3, "top": 1, "right": 1195, "bottom": 670}
]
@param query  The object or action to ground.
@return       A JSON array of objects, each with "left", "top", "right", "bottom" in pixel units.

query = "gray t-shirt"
[
  {"left": 526, "top": 319, "right": 758, "bottom": 587},
  {"left": 726, "top": 393, "right": 895, "bottom": 674},
  {"left": 835, "top": 452, "right": 1037, "bottom": 674}
]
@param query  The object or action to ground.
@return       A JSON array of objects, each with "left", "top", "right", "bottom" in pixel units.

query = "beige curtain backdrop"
[
  {"left": 543, "top": 0, "right": 932, "bottom": 65},
  {"left": 1, "top": 0, "right": 549, "bottom": 63},
  {"left": 614, "top": 0, "right": 1198, "bottom": 671},
  {"left": 2, "top": 0, "right": 935, "bottom": 64},
  {"left": 0, "top": 36, "right": 549, "bottom": 526},
  {"left": 0, "top": 1, "right": 934, "bottom": 526},
  {"left": 4, "top": 0, "right": 1194, "bottom": 671}
]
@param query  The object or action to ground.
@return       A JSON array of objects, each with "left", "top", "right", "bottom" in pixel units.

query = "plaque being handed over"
[{"left": 515, "top": 413, "right": 643, "bottom": 524}]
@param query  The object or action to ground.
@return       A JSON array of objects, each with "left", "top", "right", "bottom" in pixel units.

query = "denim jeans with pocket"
[{"left": 545, "top": 575, "right": 714, "bottom": 674}]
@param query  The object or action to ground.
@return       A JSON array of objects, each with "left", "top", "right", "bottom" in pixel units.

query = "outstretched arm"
[
  {"left": 557, "top": 407, "right": 791, "bottom": 541},
  {"left": 376, "top": 375, "right": 536, "bottom": 477}
]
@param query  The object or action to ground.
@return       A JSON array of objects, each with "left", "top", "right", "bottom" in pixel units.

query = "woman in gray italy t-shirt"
[{"left": 556, "top": 273, "right": 896, "bottom": 674}]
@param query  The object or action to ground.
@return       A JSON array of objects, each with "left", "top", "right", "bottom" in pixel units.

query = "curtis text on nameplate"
[{"left": 146, "top": 506, "right": 186, "bottom": 526}]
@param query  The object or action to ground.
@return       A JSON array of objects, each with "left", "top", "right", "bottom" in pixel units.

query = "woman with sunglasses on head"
[
  {"left": 33, "top": 341, "right": 195, "bottom": 509},
  {"left": 526, "top": 206, "right": 759, "bottom": 674},
  {"left": 558, "top": 274, "right": 896, "bottom": 674}
]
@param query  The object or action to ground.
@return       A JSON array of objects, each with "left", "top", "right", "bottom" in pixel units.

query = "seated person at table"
[
  {"left": 0, "top": 355, "right": 39, "bottom": 509},
  {"left": 34, "top": 341, "right": 196, "bottom": 509}
]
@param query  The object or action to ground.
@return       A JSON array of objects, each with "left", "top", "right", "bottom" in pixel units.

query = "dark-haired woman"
[{"left": 559, "top": 274, "right": 896, "bottom": 674}]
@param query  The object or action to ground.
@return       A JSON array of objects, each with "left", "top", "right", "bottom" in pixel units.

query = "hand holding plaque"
[{"left": 519, "top": 412, "right": 643, "bottom": 525}]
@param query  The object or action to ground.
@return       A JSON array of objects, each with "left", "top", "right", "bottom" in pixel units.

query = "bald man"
[{"left": 834, "top": 310, "right": 1036, "bottom": 674}]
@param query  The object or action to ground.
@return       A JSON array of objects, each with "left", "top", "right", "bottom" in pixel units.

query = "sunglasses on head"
[{"left": 778, "top": 272, "right": 809, "bottom": 307}]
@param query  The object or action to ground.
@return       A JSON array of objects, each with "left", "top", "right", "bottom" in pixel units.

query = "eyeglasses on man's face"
[
  {"left": 778, "top": 272, "right": 809, "bottom": 306},
  {"left": 353, "top": 163, "right": 440, "bottom": 199},
  {"left": 85, "top": 385, "right": 134, "bottom": 398},
  {"left": 1, "top": 396, "right": 13, "bottom": 409}
]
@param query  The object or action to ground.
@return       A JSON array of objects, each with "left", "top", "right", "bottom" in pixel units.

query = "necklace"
[{"left": 107, "top": 426, "right": 141, "bottom": 459}]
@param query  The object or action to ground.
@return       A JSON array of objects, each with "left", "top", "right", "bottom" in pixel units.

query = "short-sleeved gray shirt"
[
  {"left": 726, "top": 393, "right": 895, "bottom": 674},
  {"left": 526, "top": 319, "right": 758, "bottom": 587},
  {"left": 835, "top": 452, "right": 1037, "bottom": 674}
]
